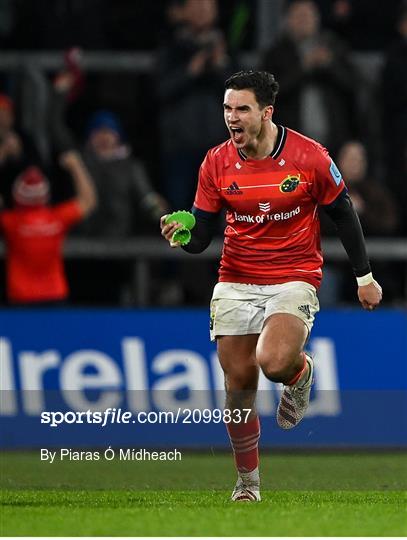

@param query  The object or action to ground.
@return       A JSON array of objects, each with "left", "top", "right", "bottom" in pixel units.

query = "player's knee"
[
  {"left": 260, "top": 363, "right": 289, "bottom": 383},
  {"left": 257, "top": 349, "right": 296, "bottom": 382}
]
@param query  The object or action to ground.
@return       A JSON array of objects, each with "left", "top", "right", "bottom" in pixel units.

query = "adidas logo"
[
  {"left": 298, "top": 304, "right": 311, "bottom": 319},
  {"left": 226, "top": 181, "right": 243, "bottom": 195}
]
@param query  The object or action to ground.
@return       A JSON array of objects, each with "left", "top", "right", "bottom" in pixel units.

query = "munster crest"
[{"left": 279, "top": 174, "right": 300, "bottom": 193}]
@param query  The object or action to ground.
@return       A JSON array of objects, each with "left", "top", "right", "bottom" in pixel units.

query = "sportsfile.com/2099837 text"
[{"left": 40, "top": 408, "right": 253, "bottom": 427}]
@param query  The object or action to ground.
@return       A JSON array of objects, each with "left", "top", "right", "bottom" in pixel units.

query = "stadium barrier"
[
  {"left": 1, "top": 237, "right": 406, "bottom": 305},
  {"left": 0, "top": 308, "right": 406, "bottom": 449}
]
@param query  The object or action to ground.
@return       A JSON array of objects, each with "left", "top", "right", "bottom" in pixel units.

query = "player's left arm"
[
  {"left": 312, "top": 145, "right": 382, "bottom": 310},
  {"left": 322, "top": 190, "right": 382, "bottom": 310}
]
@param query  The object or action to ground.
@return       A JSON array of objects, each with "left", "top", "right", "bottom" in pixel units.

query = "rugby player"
[{"left": 160, "top": 71, "right": 382, "bottom": 501}]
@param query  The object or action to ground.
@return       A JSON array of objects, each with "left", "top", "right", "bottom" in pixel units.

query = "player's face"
[{"left": 224, "top": 89, "right": 270, "bottom": 150}]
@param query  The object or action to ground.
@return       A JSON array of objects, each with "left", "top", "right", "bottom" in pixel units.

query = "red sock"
[
  {"left": 287, "top": 352, "right": 307, "bottom": 386},
  {"left": 226, "top": 416, "right": 260, "bottom": 473}
]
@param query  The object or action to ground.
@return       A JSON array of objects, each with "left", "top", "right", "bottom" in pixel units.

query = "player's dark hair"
[{"left": 224, "top": 71, "right": 279, "bottom": 108}]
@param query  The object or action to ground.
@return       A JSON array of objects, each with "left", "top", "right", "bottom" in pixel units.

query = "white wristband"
[{"left": 356, "top": 272, "right": 374, "bottom": 286}]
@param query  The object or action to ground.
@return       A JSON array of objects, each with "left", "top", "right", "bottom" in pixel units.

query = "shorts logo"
[
  {"left": 298, "top": 304, "right": 311, "bottom": 319},
  {"left": 258, "top": 202, "right": 270, "bottom": 212},
  {"left": 280, "top": 174, "right": 300, "bottom": 193},
  {"left": 209, "top": 306, "right": 215, "bottom": 330},
  {"left": 226, "top": 181, "right": 243, "bottom": 195}
]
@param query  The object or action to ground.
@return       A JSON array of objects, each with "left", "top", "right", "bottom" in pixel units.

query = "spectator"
[
  {"left": 49, "top": 68, "right": 169, "bottom": 304},
  {"left": 77, "top": 110, "right": 168, "bottom": 237},
  {"left": 51, "top": 67, "right": 169, "bottom": 237},
  {"left": 382, "top": 1, "right": 407, "bottom": 234},
  {"left": 320, "top": 141, "right": 402, "bottom": 304},
  {"left": 0, "top": 151, "right": 96, "bottom": 305},
  {"left": 314, "top": 0, "right": 401, "bottom": 53},
  {"left": 79, "top": 111, "right": 171, "bottom": 304},
  {"left": 154, "top": 0, "right": 234, "bottom": 305},
  {"left": 0, "top": 93, "right": 42, "bottom": 208},
  {"left": 259, "top": 0, "right": 358, "bottom": 156},
  {"left": 336, "top": 141, "right": 400, "bottom": 236},
  {"left": 155, "top": 0, "right": 234, "bottom": 210}
]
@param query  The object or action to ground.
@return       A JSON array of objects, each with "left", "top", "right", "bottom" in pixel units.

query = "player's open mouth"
[{"left": 230, "top": 127, "right": 244, "bottom": 144}]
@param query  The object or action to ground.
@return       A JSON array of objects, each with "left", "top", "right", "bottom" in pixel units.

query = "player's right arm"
[
  {"left": 160, "top": 215, "right": 183, "bottom": 248},
  {"left": 160, "top": 207, "right": 218, "bottom": 251}
]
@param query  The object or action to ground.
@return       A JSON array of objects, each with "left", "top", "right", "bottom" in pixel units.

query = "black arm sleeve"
[
  {"left": 181, "top": 206, "right": 219, "bottom": 254},
  {"left": 322, "top": 189, "right": 371, "bottom": 277}
]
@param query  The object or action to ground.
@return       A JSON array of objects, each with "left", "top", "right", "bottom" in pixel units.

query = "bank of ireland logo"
[
  {"left": 258, "top": 202, "right": 270, "bottom": 213},
  {"left": 279, "top": 174, "right": 300, "bottom": 193}
]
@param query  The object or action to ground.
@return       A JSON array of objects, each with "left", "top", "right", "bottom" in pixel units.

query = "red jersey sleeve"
[
  {"left": 52, "top": 200, "right": 83, "bottom": 229},
  {"left": 193, "top": 151, "right": 222, "bottom": 213},
  {"left": 311, "top": 144, "right": 346, "bottom": 205}
]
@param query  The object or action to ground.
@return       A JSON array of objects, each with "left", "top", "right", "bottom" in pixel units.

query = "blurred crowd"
[{"left": 0, "top": 0, "right": 406, "bottom": 307}]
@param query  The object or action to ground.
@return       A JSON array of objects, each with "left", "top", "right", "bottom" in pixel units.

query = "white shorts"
[{"left": 209, "top": 281, "right": 320, "bottom": 341}]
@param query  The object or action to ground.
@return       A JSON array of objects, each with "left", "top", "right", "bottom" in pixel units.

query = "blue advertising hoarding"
[{"left": 0, "top": 308, "right": 406, "bottom": 448}]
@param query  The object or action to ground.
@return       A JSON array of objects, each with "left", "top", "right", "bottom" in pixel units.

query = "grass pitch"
[{"left": 1, "top": 451, "right": 406, "bottom": 536}]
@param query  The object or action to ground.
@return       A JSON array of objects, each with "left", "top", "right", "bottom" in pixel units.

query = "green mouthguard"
[{"left": 165, "top": 211, "right": 196, "bottom": 246}]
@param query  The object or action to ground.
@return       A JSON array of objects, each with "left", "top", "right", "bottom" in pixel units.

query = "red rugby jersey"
[
  {"left": 194, "top": 126, "right": 346, "bottom": 289},
  {"left": 0, "top": 200, "right": 83, "bottom": 303}
]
